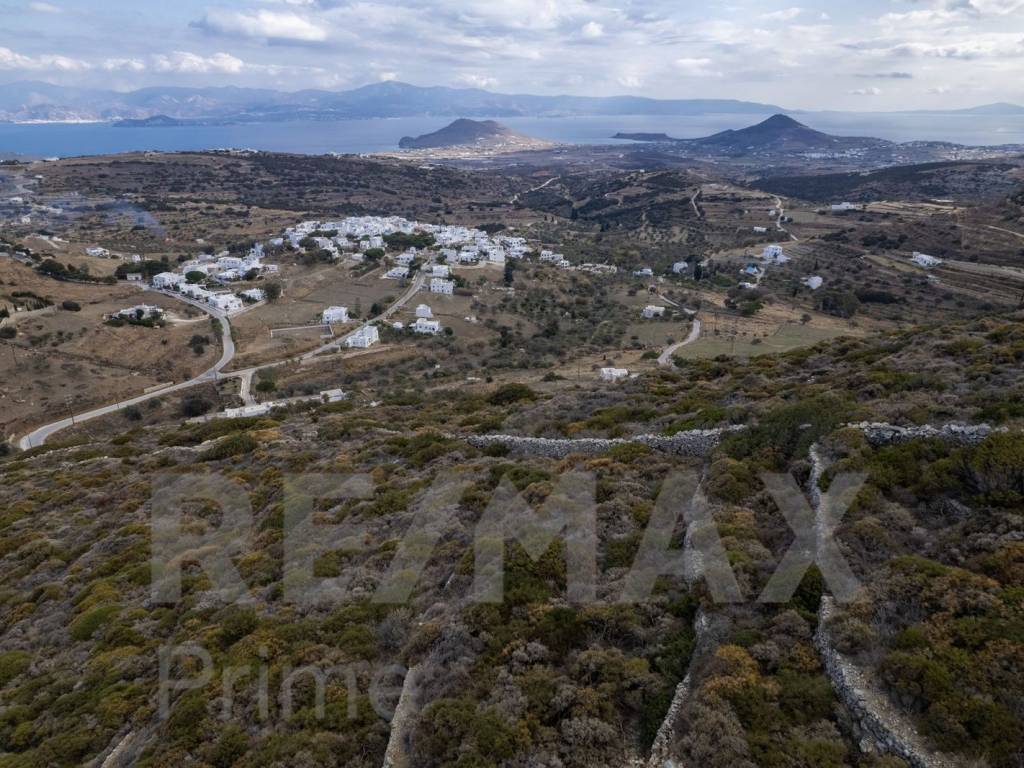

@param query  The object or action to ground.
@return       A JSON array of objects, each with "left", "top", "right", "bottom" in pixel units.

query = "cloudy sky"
[{"left": 2, "top": 0, "right": 1023, "bottom": 109}]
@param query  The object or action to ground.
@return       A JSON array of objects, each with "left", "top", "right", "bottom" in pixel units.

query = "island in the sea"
[{"left": 396, "top": 118, "right": 555, "bottom": 155}]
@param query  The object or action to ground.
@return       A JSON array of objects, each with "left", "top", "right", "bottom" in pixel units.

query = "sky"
[{"left": 1, "top": 0, "right": 1023, "bottom": 110}]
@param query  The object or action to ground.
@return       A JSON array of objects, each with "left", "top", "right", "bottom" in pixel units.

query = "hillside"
[
  {"left": 689, "top": 114, "right": 887, "bottom": 153},
  {"left": 399, "top": 119, "right": 524, "bottom": 149}
]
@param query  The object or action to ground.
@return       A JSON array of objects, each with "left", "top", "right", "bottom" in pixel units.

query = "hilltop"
[{"left": 399, "top": 118, "right": 523, "bottom": 149}]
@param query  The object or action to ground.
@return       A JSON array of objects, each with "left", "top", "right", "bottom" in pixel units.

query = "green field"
[{"left": 673, "top": 322, "right": 849, "bottom": 359}]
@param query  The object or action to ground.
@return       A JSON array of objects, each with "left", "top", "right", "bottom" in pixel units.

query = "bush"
[
  {"left": 181, "top": 393, "right": 213, "bottom": 417},
  {"left": 0, "top": 651, "right": 31, "bottom": 686},
  {"left": 61, "top": 300, "right": 81, "bottom": 311},
  {"left": 200, "top": 433, "right": 258, "bottom": 462},
  {"left": 488, "top": 383, "right": 536, "bottom": 406}
]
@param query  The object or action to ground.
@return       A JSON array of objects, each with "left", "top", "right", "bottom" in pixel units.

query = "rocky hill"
[{"left": 398, "top": 118, "right": 540, "bottom": 150}]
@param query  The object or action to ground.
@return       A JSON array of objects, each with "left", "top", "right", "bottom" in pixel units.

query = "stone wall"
[
  {"left": 465, "top": 427, "right": 746, "bottom": 460},
  {"left": 852, "top": 421, "right": 1000, "bottom": 447},
  {"left": 816, "top": 598, "right": 959, "bottom": 768}
]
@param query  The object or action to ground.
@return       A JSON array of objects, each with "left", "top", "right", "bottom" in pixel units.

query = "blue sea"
[{"left": 1, "top": 113, "right": 1023, "bottom": 158}]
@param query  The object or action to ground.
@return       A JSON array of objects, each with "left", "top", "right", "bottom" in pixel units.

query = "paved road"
[
  {"left": 658, "top": 318, "right": 702, "bottom": 366},
  {"left": 17, "top": 296, "right": 234, "bottom": 450},
  {"left": 16, "top": 272, "right": 425, "bottom": 449}
]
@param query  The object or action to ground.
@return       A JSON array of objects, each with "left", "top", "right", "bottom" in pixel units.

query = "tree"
[
  {"left": 264, "top": 282, "right": 282, "bottom": 302},
  {"left": 185, "top": 271, "right": 206, "bottom": 284},
  {"left": 504, "top": 260, "right": 515, "bottom": 286}
]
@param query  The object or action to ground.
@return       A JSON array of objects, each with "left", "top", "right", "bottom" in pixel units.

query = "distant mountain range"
[
  {"left": 1, "top": 79, "right": 1021, "bottom": 125},
  {"left": 0, "top": 80, "right": 786, "bottom": 123}
]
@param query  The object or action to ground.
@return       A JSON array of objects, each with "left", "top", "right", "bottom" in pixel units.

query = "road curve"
[
  {"left": 658, "top": 318, "right": 702, "bottom": 367},
  {"left": 17, "top": 295, "right": 234, "bottom": 450},
  {"left": 16, "top": 273, "right": 425, "bottom": 450}
]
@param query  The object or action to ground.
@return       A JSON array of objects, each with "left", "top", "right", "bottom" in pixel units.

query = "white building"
[
  {"left": 394, "top": 251, "right": 416, "bottom": 266},
  {"left": 753, "top": 226, "right": 768, "bottom": 233},
  {"left": 322, "top": 306, "right": 350, "bottom": 324},
  {"left": 414, "top": 318, "right": 442, "bottom": 335},
  {"left": 633, "top": 267, "right": 654, "bottom": 278},
  {"left": 241, "top": 288, "right": 265, "bottom": 302},
  {"left": 346, "top": 325, "right": 380, "bottom": 348},
  {"left": 384, "top": 266, "right": 410, "bottom": 280},
  {"left": 831, "top": 202, "right": 859, "bottom": 212},
  {"left": 86, "top": 246, "right": 110, "bottom": 258},
  {"left": 911, "top": 252, "right": 942, "bottom": 268},
  {"left": 802, "top": 275, "right": 824, "bottom": 290},
  {"left": 672, "top": 261, "right": 689, "bottom": 274},
  {"left": 208, "top": 293, "right": 243, "bottom": 313},
  {"left": 431, "top": 265, "right": 450, "bottom": 278},
  {"left": 762, "top": 245, "right": 788, "bottom": 264},
  {"left": 643, "top": 305, "right": 666, "bottom": 319},
  {"left": 321, "top": 388, "right": 346, "bottom": 403},
  {"left": 430, "top": 278, "right": 455, "bottom": 295},
  {"left": 116, "top": 304, "right": 162, "bottom": 320},
  {"left": 125, "top": 273, "right": 143, "bottom": 282},
  {"left": 415, "top": 304, "right": 433, "bottom": 319},
  {"left": 600, "top": 367, "right": 630, "bottom": 382},
  {"left": 152, "top": 272, "right": 184, "bottom": 289}
]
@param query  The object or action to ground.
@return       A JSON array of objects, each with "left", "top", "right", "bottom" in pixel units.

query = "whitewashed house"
[
  {"left": 415, "top": 304, "right": 433, "bottom": 319},
  {"left": 753, "top": 226, "right": 768, "bottom": 233},
  {"left": 431, "top": 265, "right": 450, "bottom": 278},
  {"left": 414, "top": 318, "right": 442, "bottom": 335},
  {"left": 672, "top": 261, "right": 689, "bottom": 274},
  {"left": 152, "top": 272, "right": 184, "bottom": 289},
  {"left": 395, "top": 251, "right": 416, "bottom": 266},
  {"left": 762, "top": 245, "right": 788, "bottom": 263},
  {"left": 633, "top": 267, "right": 654, "bottom": 278},
  {"left": 208, "top": 293, "right": 243, "bottom": 313},
  {"left": 116, "top": 304, "right": 162, "bottom": 320},
  {"left": 346, "top": 325, "right": 380, "bottom": 348},
  {"left": 642, "top": 305, "right": 666, "bottom": 319},
  {"left": 600, "top": 367, "right": 629, "bottom": 382},
  {"left": 322, "top": 306, "right": 349, "bottom": 324},
  {"left": 86, "top": 246, "right": 110, "bottom": 257},
  {"left": 384, "top": 266, "right": 410, "bottom": 280},
  {"left": 125, "top": 273, "right": 143, "bottom": 282},
  {"left": 321, "top": 388, "right": 346, "bottom": 403},
  {"left": 801, "top": 275, "right": 824, "bottom": 290},
  {"left": 831, "top": 202, "right": 859, "bottom": 212},
  {"left": 240, "top": 288, "right": 265, "bottom": 302},
  {"left": 430, "top": 278, "right": 455, "bottom": 295}
]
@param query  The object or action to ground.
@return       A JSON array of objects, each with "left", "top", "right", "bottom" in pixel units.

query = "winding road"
[
  {"left": 16, "top": 272, "right": 426, "bottom": 450},
  {"left": 658, "top": 318, "right": 702, "bottom": 366},
  {"left": 18, "top": 295, "right": 234, "bottom": 450}
]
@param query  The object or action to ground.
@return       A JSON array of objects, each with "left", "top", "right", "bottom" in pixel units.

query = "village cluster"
[{"left": 147, "top": 243, "right": 277, "bottom": 314}]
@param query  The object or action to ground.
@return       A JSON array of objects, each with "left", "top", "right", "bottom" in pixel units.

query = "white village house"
[
  {"left": 413, "top": 318, "right": 442, "bottom": 335},
  {"left": 642, "top": 305, "right": 666, "bottom": 319},
  {"left": 346, "top": 325, "right": 380, "bottom": 348},
  {"left": 152, "top": 272, "right": 185, "bottom": 289},
  {"left": 415, "top": 304, "right": 433, "bottom": 319},
  {"left": 322, "top": 306, "right": 350, "bottom": 324},
  {"left": 430, "top": 278, "right": 455, "bottom": 295}
]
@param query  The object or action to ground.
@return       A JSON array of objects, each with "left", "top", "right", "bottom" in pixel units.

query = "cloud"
[
  {"left": 455, "top": 73, "right": 498, "bottom": 88},
  {"left": 152, "top": 51, "right": 246, "bottom": 74},
  {"left": 28, "top": 1, "right": 60, "bottom": 12},
  {"left": 0, "top": 46, "right": 90, "bottom": 71},
  {"left": 849, "top": 87, "right": 882, "bottom": 95},
  {"left": 102, "top": 58, "right": 147, "bottom": 72},
  {"left": 857, "top": 71, "right": 913, "bottom": 79},
  {"left": 674, "top": 57, "right": 716, "bottom": 76},
  {"left": 760, "top": 7, "right": 803, "bottom": 21},
  {"left": 193, "top": 9, "right": 328, "bottom": 42},
  {"left": 928, "top": 85, "right": 951, "bottom": 94},
  {"left": 581, "top": 21, "right": 604, "bottom": 38}
]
